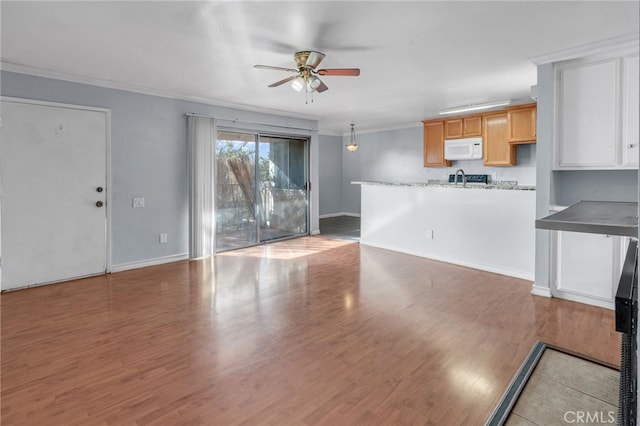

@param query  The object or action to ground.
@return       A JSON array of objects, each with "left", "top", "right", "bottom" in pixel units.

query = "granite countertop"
[{"left": 352, "top": 180, "right": 536, "bottom": 191}]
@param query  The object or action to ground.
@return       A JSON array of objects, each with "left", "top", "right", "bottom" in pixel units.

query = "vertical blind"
[{"left": 187, "top": 116, "right": 216, "bottom": 258}]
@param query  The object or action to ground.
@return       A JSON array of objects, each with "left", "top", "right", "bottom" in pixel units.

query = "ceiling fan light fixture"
[
  {"left": 346, "top": 123, "right": 359, "bottom": 152},
  {"left": 307, "top": 75, "right": 322, "bottom": 92},
  {"left": 254, "top": 50, "right": 360, "bottom": 100},
  {"left": 291, "top": 76, "right": 305, "bottom": 92}
]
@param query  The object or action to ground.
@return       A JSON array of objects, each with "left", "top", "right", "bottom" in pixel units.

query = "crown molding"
[
  {"left": 530, "top": 33, "right": 639, "bottom": 65},
  {"left": 1, "top": 61, "right": 321, "bottom": 124},
  {"left": 353, "top": 122, "right": 423, "bottom": 136},
  {"left": 319, "top": 121, "right": 422, "bottom": 138}
]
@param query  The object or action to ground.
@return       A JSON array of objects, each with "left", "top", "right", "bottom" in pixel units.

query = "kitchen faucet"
[{"left": 455, "top": 169, "right": 466, "bottom": 187}]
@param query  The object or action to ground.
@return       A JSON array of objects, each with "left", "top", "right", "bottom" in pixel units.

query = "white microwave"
[{"left": 444, "top": 137, "right": 483, "bottom": 160}]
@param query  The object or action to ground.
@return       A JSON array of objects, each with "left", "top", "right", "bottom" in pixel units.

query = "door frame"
[
  {"left": 257, "top": 132, "right": 311, "bottom": 243},
  {"left": 214, "top": 127, "right": 311, "bottom": 252},
  {"left": 0, "top": 96, "right": 112, "bottom": 289}
]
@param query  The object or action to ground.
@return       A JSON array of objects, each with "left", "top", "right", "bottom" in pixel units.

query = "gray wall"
[
  {"left": 1, "top": 71, "right": 319, "bottom": 268},
  {"left": 534, "top": 63, "right": 556, "bottom": 293},
  {"left": 318, "top": 134, "right": 343, "bottom": 216},
  {"left": 554, "top": 170, "right": 639, "bottom": 205}
]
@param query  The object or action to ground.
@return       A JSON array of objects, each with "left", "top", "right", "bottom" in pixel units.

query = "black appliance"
[
  {"left": 448, "top": 174, "right": 489, "bottom": 184},
  {"left": 616, "top": 239, "right": 638, "bottom": 426}
]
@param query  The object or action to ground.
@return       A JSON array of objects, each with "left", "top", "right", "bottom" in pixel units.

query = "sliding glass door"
[{"left": 215, "top": 131, "right": 308, "bottom": 252}]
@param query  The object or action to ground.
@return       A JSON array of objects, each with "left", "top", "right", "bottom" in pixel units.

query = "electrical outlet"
[
  {"left": 426, "top": 230, "right": 434, "bottom": 239},
  {"left": 159, "top": 233, "right": 168, "bottom": 244},
  {"left": 133, "top": 197, "right": 145, "bottom": 208}
]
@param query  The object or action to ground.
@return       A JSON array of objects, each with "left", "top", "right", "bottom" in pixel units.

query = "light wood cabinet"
[
  {"left": 423, "top": 120, "right": 451, "bottom": 167},
  {"left": 483, "top": 112, "right": 516, "bottom": 166},
  {"left": 506, "top": 103, "right": 536, "bottom": 144},
  {"left": 422, "top": 104, "right": 536, "bottom": 167},
  {"left": 444, "top": 115, "right": 482, "bottom": 139}
]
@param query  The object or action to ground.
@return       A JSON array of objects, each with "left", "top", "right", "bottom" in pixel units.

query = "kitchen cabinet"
[
  {"left": 444, "top": 115, "right": 482, "bottom": 139},
  {"left": 623, "top": 53, "right": 639, "bottom": 167},
  {"left": 422, "top": 103, "right": 536, "bottom": 167},
  {"left": 423, "top": 120, "right": 451, "bottom": 167},
  {"left": 483, "top": 112, "right": 516, "bottom": 166},
  {"left": 553, "top": 230, "right": 628, "bottom": 309},
  {"left": 555, "top": 50, "right": 638, "bottom": 170},
  {"left": 506, "top": 103, "right": 536, "bottom": 144}
]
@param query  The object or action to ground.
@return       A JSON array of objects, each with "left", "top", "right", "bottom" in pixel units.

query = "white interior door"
[{"left": 0, "top": 98, "right": 109, "bottom": 290}]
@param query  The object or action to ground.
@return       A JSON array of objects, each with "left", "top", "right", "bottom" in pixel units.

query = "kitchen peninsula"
[{"left": 355, "top": 181, "right": 536, "bottom": 280}]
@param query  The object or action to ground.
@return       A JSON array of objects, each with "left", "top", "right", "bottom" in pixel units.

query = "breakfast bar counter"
[{"left": 354, "top": 181, "right": 536, "bottom": 280}]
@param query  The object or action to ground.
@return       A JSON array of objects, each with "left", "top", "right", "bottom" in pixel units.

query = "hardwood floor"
[{"left": 1, "top": 236, "right": 620, "bottom": 425}]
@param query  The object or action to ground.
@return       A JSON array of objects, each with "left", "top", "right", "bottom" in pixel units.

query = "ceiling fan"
[{"left": 254, "top": 51, "right": 360, "bottom": 94}]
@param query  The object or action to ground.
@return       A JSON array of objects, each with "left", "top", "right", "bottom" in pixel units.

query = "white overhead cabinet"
[
  {"left": 623, "top": 53, "right": 639, "bottom": 167},
  {"left": 555, "top": 50, "right": 639, "bottom": 170}
]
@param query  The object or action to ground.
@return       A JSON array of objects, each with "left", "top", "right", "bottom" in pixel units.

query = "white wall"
[{"left": 360, "top": 184, "right": 536, "bottom": 280}]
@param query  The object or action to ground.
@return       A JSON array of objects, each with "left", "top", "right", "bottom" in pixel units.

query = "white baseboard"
[
  {"left": 551, "top": 291, "right": 614, "bottom": 310},
  {"left": 111, "top": 253, "right": 189, "bottom": 273},
  {"left": 359, "top": 240, "right": 534, "bottom": 281},
  {"left": 319, "top": 212, "right": 361, "bottom": 219},
  {"left": 310, "top": 229, "right": 321, "bottom": 235},
  {"left": 530, "top": 284, "right": 553, "bottom": 298}
]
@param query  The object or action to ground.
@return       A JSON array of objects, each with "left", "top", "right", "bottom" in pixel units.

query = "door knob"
[
  {"left": 96, "top": 201, "right": 104, "bottom": 207},
  {"left": 96, "top": 187, "right": 104, "bottom": 193}
]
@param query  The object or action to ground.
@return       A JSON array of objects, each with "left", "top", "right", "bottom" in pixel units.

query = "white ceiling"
[{"left": 2, "top": 1, "right": 638, "bottom": 135}]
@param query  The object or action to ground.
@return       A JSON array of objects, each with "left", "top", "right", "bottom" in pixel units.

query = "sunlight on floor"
[{"left": 217, "top": 236, "right": 356, "bottom": 259}]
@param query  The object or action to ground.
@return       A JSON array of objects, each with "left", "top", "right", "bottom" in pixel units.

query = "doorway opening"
[{"left": 215, "top": 130, "right": 309, "bottom": 252}]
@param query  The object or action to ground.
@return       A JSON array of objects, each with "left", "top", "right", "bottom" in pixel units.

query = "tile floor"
[
  {"left": 319, "top": 215, "right": 361, "bottom": 241},
  {"left": 506, "top": 349, "right": 619, "bottom": 425}
]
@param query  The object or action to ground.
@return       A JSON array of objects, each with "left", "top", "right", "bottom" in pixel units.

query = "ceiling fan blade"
[
  {"left": 268, "top": 75, "right": 296, "bottom": 87},
  {"left": 254, "top": 65, "right": 298, "bottom": 73},
  {"left": 317, "top": 68, "right": 361, "bottom": 76},
  {"left": 316, "top": 80, "right": 329, "bottom": 93}
]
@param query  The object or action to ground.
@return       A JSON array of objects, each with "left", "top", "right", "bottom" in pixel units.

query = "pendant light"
[{"left": 346, "top": 123, "right": 358, "bottom": 152}]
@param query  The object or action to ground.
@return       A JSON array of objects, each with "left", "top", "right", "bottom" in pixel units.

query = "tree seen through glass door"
[{"left": 215, "top": 131, "right": 308, "bottom": 252}]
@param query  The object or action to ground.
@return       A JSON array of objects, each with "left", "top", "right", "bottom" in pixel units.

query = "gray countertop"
[
  {"left": 352, "top": 180, "right": 536, "bottom": 191},
  {"left": 536, "top": 201, "right": 638, "bottom": 238}
]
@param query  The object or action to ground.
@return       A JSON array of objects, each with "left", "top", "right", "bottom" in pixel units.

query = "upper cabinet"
[
  {"left": 423, "top": 120, "right": 451, "bottom": 167},
  {"left": 506, "top": 103, "right": 537, "bottom": 144},
  {"left": 444, "top": 115, "right": 482, "bottom": 139},
  {"left": 422, "top": 104, "right": 536, "bottom": 168},
  {"left": 623, "top": 54, "right": 639, "bottom": 167},
  {"left": 555, "top": 50, "right": 639, "bottom": 170},
  {"left": 483, "top": 112, "right": 516, "bottom": 166}
]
